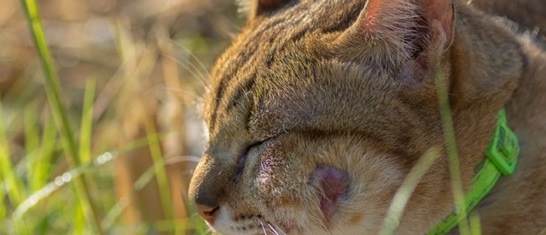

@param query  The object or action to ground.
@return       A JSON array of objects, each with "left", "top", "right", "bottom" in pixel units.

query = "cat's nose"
[
  {"left": 190, "top": 173, "right": 223, "bottom": 224},
  {"left": 189, "top": 153, "right": 228, "bottom": 224},
  {"left": 196, "top": 203, "right": 220, "bottom": 223}
]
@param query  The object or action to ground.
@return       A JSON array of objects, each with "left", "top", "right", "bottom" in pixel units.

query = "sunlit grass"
[
  {"left": 144, "top": 119, "right": 179, "bottom": 234},
  {"left": 380, "top": 147, "right": 441, "bottom": 235},
  {"left": 434, "top": 57, "right": 471, "bottom": 235},
  {"left": 0, "top": 91, "right": 26, "bottom": 231},
  {"left": 0, "top": 0, "right": 214, "bottom": 234},
  {"left": 21, "top": 0, "right": 104, "bottom": 233}
]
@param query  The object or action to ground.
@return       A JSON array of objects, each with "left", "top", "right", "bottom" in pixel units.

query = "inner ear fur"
[{"left": 333, "top": 0, "right": 455, "bottom": 71}]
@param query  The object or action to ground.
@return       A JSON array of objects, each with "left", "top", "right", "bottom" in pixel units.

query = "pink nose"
[{"left": 196, "top": 204, "right": 220, "bottom": 224}]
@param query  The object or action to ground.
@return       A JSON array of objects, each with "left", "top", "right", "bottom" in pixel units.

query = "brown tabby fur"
[{"left": 188, "top": 0, "right": 546, "bottom": 234}]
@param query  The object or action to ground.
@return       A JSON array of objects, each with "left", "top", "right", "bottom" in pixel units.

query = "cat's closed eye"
[{"left": 233, "top": 142, "right": 262, "bottom": 180}]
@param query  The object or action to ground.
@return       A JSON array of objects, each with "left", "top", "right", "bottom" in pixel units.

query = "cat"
[
  {"left": 188, "top": 0, "right": 546, "bottom": 234},
  {"left": 472, "top": 0, "right": 546, "bottom": 42}
]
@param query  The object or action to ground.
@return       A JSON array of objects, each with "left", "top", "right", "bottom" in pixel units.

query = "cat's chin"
[{"left": 207, "top": 206, "right": 302, "bottom": 235}]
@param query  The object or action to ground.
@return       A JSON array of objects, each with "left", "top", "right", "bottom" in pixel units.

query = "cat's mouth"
[{"left": 311, "top": 166, "right": 350, "bottom": 222}]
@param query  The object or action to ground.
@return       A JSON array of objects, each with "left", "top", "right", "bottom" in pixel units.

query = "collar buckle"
[{"left": 486, "top": 109, "right": 519, "bottom": 175}]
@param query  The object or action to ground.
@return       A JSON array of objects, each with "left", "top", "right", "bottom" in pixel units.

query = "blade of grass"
[
  {"left": 0, "top": 94, "right": 30, "bottom": 235},
  {"left": 12, "top": 133, "right": 164, "bottom": 221},
  {"left": 31, "top": 117, "right": 57, "bottom": 191},
  {"left": 434, "top": 61, "right": 470, "bottom": 234},
  {"left": 380, "top": 147, "right": 441, "bottom": 235},
  {"left": 24, "top": 102, "right": 40, "bottom": 162},
  {"left": 76, "top": 79, "right": 98, "bottom": 235},
  {"left": 25, "top": 102, "right": 41, "bottom": 192},
  {"left": 0, "top": 181, "right": 3, "bottom": 224},
  {"left": 469, "top": 212, "right": 482, "bottom": 235},
  {"left": 19, "top": 1, "right": 103, "bottom": 234},
  {"left": 144, "top": 119, "right": 180, "bottom": 234},
  {"left": 102, "top": 155, "right": 201, "bottom": 232},
  {"left": 0, "top": 93, "right": 25, "bottom": 209},
  {"left": 79, "top": 79, "right": 96, "bottom": 165},
  {"left": 12, "top": 153, "right": 115, "bottom": 222},
  {"left": 74, "top": 203, "right": 86, "bottom": 235},
  {"left": 102, "top": 158, "right": 160, "bottom": 231}
]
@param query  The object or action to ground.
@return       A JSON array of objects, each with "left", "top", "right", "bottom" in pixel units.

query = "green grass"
[
  {"left": 0, "top": 0, "right": 214, "bottom": 234},
  {"left": 21, "top": 0, "right": 108, "bottom": 233},
  {"left": 434, "top": 60, "right": 471, "bottom": 235},
  {"left": 380, "top": 147, "right": 442, "bottom": 235}
]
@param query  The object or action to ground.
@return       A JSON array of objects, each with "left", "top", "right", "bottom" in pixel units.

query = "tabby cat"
[{"left": 188, "top": 0, "right": 546, "bottom": 234}]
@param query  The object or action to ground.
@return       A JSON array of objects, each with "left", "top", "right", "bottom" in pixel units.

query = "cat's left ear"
[{"left": 334, "top": 0, "right": 455, "bottom": 69}]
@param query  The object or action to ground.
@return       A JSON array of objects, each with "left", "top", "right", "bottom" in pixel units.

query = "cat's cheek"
[
  {"left": 253, "top": 144, "right": 301, "bottom": 200},
  {"left": 255, "top": 149, "right": 285, "bottom": 193}
]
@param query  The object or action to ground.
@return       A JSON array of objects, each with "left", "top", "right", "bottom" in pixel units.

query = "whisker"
[
  {"left": 259, "top": 221, "right": 269, "bottom": 235},
  {"left": 276, "top": 225, "right": 289, "bottom": 235},
  {"left": 173, "top": 43, "right": 210, "bottom": 81},
  {"left": 267, "top": 222, "right": 281, "bottom": 235},
  {"left": 206, "top": 226, "right": 215, "bottom": 234},
  {"left": 162, "top": 52, "right": 210, "bottom": 90},
  {"left": 174, "top": 41, "right": 212, "bottom": 78},
  {"left": 171, "top": 39, "right": 210, "bottom": 75},
  {"left": 275, "top": 225, "right": 289, "bottom": 235},
  {"left": 175, "top": 45, "right": 210, "bottom": 79},
  {"left": 161, "top": 49, "right": 210, "bottom": 87},
  {"left": 163, "top": 155, "right": 201, "bottom": 165},
  {"left": 162, "top": 87, "right": 201, "bottom": 104}
]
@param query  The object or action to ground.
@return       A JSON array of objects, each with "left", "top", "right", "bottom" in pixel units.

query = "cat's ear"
[{"left": 334, "top": 0, "right": 454, "bottom": 69}]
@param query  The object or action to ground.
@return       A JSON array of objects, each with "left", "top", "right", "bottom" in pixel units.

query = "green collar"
[{"left": 427, "top": 109, "right": 520, "bottom": 235}]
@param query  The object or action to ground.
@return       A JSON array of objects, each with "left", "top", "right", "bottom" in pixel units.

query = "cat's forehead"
[
  {"left": 209, "top": 0, "right": 365, "bottom": 95},
  {"left": 205, "top": 0, "right": 404, "bottom": 138},
  {"left": 236, "top": 0, "right": 362, "bottom": 17}
]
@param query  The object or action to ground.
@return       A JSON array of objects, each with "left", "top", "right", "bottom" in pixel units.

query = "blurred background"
[{"left": 1, "top": 0, "right": 242, "bottom": 234}]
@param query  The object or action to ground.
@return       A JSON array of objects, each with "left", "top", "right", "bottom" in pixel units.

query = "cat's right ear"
[{"left": 333, "top": 0, "right": 455, "bottom": 71}]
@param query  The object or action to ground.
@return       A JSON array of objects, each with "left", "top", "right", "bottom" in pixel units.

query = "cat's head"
[{"left": 189, "top": 0, "right": 523, "bottom": 234}]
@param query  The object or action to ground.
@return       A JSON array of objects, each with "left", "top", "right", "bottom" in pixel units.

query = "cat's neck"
[
  {"left": 476, "top": 40, "right": 546, "bottom": 233},
  {"left": 507, "top": 41, "right": 546, "bottom": 149}
]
